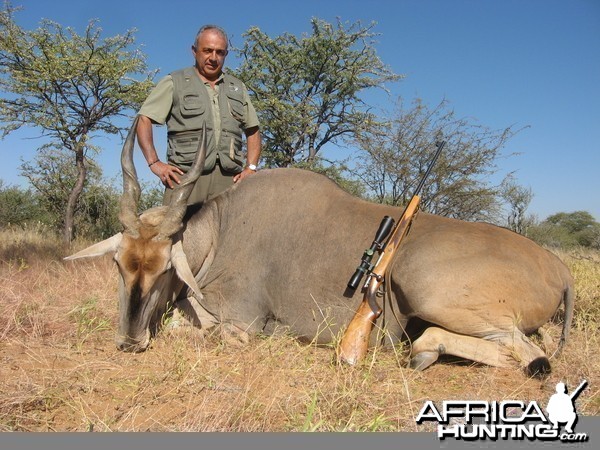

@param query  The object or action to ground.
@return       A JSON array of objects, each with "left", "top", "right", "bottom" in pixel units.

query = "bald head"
[{"left": 193, "top": 25, "right": 229, "bottom": 50}]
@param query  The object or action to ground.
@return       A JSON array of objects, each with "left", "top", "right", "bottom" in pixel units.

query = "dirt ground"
[{"left": 0, "top": 247, "right": 598, "bottom": 431}]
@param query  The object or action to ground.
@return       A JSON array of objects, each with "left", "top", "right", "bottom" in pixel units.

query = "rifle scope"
[{"left": 347, "top": 215, "right": 395, "bottom": 290}]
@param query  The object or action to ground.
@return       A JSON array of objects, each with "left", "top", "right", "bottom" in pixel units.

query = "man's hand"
[
  {"left": 150, "top": 161, "right": 185, "bottom": 189},
  {"left": 233, "top": 166, "right": 257, "bottom": 183}
]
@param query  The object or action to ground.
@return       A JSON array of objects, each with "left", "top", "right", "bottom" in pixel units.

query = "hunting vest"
[{"left": 166, "top": 67, "right": 247, "bottom": 173}]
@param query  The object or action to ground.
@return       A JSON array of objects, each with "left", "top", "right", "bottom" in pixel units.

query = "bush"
[
  {"left": 1, "top": 177, "right": 167, "bottom": 242},
  {"left": 0, "top": 181, "right": 50, "bottom": 227},
  {"left": 528, "top": 211, "right": 600, "bottom": 250}
]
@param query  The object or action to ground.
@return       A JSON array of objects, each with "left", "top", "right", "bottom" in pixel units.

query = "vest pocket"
[
  {"left": 226, "top": 94, "right": 246, "bottom": 123},
  {"left": 169, "top": 141, "right": 199, "bottom": 168},
  {"left": 168, "top": 140, "right": 217, "bottom": 172},
  {"left": 217, "top": 134, "right": 244, "bottom": 173},
  {"left": 181, "top": 94, "right": 205, "bottom": 117}
]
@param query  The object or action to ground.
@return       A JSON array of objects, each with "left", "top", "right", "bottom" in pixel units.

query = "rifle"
[{"left": 338, "top": 140, "right": 446, "bottom": 365}]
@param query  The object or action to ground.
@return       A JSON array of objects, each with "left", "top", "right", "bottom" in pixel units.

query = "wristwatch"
[{"left": 247, "top": 164, "right": 257, "bottom": 171}]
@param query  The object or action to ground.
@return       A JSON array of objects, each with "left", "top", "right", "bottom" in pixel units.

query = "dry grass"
[{"left": 0, "top": 228, "right": 598, "bottom": 431}]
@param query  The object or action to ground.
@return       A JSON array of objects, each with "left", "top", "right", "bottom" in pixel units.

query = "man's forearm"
[
  {"left": 136, "top": 115, "right": 160, "bottom": 164},
  {"left": 245, "top": 126, "right": 261, "bottom": 166}
]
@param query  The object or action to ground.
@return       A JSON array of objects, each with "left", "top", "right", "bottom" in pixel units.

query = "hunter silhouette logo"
[
  {"left": 546, "top": 380, "right": 587, "bottom": 434},
  {"left": 416, "top": 379, "right": 589, "bottom": 442}
]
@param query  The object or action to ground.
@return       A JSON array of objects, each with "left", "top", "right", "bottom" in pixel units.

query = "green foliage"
[
  {"left": 20, "top": 146, "right": 101, "bottom": 228},
  {"left": 1, "top": 175, "right": 167, "bottom": 241},
  {"left": 500, "top": 175, "right": 535, "bottom": 234},
  {"left": 75, "top": 180, "right": 120, "bottom": 239},
  {"left": 137, "top": 181, "right": 164, "bottom": 212},
  {"left": 0, "top": 180, "right": 49, "bottom": 226},
  {"left": 0, "top": 4, "right": 155, "bottom": 139},
  {"left": 292, "top": 158, "right": 364, "bottom": 198},
  {"left": 235, "top": 18, "right": 401, "bottom": 168},
  {"left": 0, "top": 3, "right": 156, "bottom": 243},
  {"left": 528, "top": 211, "right": 600, "bottom": 249},
  {"left": 19, "top": 145, "right": 122, "bottom": 239},
  {"left": 355, "top": 98, "right": 523, "bottom": 222}
]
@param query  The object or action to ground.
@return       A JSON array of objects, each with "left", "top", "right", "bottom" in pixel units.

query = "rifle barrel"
[{"left": 414, "top": 140, "right": 446, "bottom": 197}]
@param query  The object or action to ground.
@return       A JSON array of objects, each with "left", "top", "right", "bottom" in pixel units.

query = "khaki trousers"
[{"left": 163, "top": 163, "right": 235, "bottom": 207}]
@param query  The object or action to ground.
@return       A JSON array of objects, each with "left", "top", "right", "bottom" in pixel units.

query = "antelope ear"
[
  {"left": 171, "top": 240, "right": 201, "bottom": 298},
  {"left": 64, "top": 233, "right": 123, "bottom": 260}
]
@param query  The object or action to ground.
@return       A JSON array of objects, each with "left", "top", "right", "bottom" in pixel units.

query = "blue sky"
[{"left": 1, "top": 0, "right": 599, "bottom": 221}]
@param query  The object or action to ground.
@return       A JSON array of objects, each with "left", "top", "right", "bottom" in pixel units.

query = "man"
[{"left": 136, "top": 24, "right": 261, "bottom": 206}]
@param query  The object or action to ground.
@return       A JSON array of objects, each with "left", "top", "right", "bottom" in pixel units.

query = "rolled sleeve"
[
  {"left": 241, "top": 84, "right": 260, "bottom": 130},
  {"left": 138, "top": 75, "right": 174, "bottom": 125}
]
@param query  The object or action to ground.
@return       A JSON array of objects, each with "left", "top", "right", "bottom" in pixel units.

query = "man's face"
[{"left": 192, "top": 30, "right": 228, "bottom": 81}]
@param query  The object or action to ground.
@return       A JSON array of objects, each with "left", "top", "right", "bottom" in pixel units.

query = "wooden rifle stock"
[{"left": 338, "top": 196, "right": 421, "bottom": 365}]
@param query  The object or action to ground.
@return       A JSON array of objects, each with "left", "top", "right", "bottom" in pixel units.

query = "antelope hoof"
[{"left": 409, "top": 351, "right": 439, "bottom": 371}]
